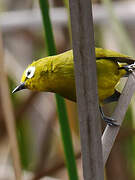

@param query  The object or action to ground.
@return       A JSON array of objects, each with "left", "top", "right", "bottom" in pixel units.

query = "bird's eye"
[{"left": 25, "top": 66, "right": 35, "bottom": 79}]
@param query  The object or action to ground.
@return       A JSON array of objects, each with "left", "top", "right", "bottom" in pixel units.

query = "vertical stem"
[
  {"left": 0, "top": 33, "right": 22, "bottom": 179},
  {"left": 39, "top": 1, "right": 78, "bottom": 179},
  {"left": 69, "top": 0, "right": 104, "bottom": 179}
]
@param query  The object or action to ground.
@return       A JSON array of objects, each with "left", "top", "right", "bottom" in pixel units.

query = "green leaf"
[{"left": 39, "top": 0, "right": 78, "bottom": 179}]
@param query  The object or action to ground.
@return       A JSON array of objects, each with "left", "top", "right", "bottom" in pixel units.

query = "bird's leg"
[
  {"left": 119, "top": 63, "right": 135, "bottom": 73},
  {"left": 103, "top": 90, "right": 121, "bottom": 104},
  {"left": 99, "top": 106, "right": 119, "bottom": 127}
]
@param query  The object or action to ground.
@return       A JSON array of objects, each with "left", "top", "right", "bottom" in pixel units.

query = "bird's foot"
[
  {"left": 103, "top": 115, "right": 119, "bottom": 127},
  {"left": 119, "top": 63, "right": 135, "bottom": 73},
  {"left": 99, "top": 106, "right": 119, "bottom": 127}
]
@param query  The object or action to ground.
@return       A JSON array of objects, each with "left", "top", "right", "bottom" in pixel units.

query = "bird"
[{"left": 12, "top": 48, "right": 135, "bottom": 126}]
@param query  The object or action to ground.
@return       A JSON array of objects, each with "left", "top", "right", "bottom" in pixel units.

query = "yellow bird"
[{"left": 12, "top": 48, "right": 135, "bottom": 126}]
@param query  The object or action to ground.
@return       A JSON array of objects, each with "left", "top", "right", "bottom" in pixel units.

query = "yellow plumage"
[{"left": 15, "top": 48, "right": 135, "bottom": 104}]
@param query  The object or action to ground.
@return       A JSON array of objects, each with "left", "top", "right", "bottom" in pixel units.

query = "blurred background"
[{"left": 0, "top": 0, "right": 135, "bottom": 179}]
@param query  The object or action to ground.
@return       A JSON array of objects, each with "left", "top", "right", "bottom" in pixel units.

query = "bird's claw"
[
  {"left": 103, "top": 116, "right": 119, "bottom": 127},
  {"left": 119, "top": 63, "right": 135, "bottom": 73},
  {"left": 99, "top": 106, "right": 119, "bottom": 127}
]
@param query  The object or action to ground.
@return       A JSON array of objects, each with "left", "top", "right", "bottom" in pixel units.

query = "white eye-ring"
[{"left": 25, "top": 66, "right": 35, "bottom": 79}]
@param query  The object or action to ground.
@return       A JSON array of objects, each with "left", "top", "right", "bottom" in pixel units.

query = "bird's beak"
[{"left": 12, "top": 82, "right": 26, "bottom": 94}]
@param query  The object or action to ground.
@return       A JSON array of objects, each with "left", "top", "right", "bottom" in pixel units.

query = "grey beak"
[{"left": 12, "top": 82, "right": 26, "bottom": 94}]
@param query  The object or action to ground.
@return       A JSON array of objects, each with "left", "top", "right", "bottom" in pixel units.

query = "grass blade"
[{"left": 39, "top": 0, "right": 78, "bottom": 179}]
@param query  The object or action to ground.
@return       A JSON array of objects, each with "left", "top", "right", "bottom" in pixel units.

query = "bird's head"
[{"left": 12, "top": 58, "right": 51, "bottom": 94}]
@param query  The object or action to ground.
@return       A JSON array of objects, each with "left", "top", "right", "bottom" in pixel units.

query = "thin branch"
[
  {"left": 102, "top": 72, "right": 135, "bottom": 165},
  {"left": 0, "top": 33, "right": 22, "bottom": 179}
]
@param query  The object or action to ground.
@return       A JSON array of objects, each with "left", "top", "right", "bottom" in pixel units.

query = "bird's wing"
[{"left": 95, "top": 48, "right": 135, "bottom": 64}]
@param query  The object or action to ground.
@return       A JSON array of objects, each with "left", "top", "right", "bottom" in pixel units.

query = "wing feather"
[{"left": 95, "top": 48, "right": 135, "bottom": 64}]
